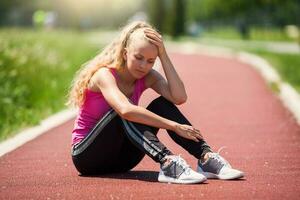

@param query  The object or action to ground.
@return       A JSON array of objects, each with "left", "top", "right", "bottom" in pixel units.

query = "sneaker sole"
[
  {"left": 158, "top": 175, "right": 207, "bottom": 184},
  {"left": 201, "top": 171, "right": 244, "bottom": 180}
]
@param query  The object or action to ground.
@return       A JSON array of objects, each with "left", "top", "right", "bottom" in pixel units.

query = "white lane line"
[{"left": 0, "top": 109, "right": 77, "bottom": 157}]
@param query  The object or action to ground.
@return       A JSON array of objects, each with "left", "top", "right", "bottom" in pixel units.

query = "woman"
[{"left": 67, "top": 21, "right": 244, "bottom": 184}]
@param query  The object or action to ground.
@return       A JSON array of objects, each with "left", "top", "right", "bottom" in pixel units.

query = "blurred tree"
[
  {"left": 147, "top": 0, "right": 165, "bottom": 32},
  {"left": 173, "top": 0, "right": 185, "bottom": 37},
  {"left": 186, "top": 0, "right": 300, "bottom": 39},
  {"left": 147, "top": 0, "right": 185, "bottom": 37},
  {"left": 0, "top": 0, "right": 40, "bottom": 26}
]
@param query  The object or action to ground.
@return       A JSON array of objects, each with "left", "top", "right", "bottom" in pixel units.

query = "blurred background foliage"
[
  {"left": 0, "top": 0, "right": 299, "bottom": 141},
  {"left": 1, "top": 0, "right": 299, "bottom": 38}
]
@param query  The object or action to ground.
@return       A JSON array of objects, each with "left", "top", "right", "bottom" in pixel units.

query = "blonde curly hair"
[{"left": 66, "top": 21, "right": 156, "bottom": 108}]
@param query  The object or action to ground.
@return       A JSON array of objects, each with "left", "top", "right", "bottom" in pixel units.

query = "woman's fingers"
[
  {"left": 196, "top": 134, "right": 203, "bottom": 140},
  {"left": 185, "top": 132, "right": 198, "bottom": 142},
  {"left": 144, "top": 28, "right": 162, "bottom": 38},
  {"left": 191, "top": 136, "right": 200, "bottom": 142},
  {"left": 143, "top": 29, "right": 167, "bottom": 56},
  {"left": 176, "top": 124, "right": 204, "bottom": 142},
  {"left": 192, "top": 127, "right": 203, "bottom": 139},
  {"left": 188, "top": 127, "right": 203, "bottom": 140},
  {"left": 144, "top": 37, "right": 160, "bottom": 47},
  {"left": 144, "top": 30, "right": 162, "bottom": 42},
  {"left": 196, "top": 131, "right": 203, "bottom": 140},
  {"left": 185, "top": 130, "right": 201, "bottom": 142},
  {"left": 144, "top": 33, "right": 162, "bottom": 44}
]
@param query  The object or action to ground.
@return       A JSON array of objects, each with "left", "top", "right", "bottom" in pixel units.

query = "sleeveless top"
[{"left": 71, "top": 68, "right": 147, "bottom": 146}]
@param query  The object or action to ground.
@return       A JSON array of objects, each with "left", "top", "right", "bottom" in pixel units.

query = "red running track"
[{"left": 1, "top": 53, "right": 300, "bottom": 199}]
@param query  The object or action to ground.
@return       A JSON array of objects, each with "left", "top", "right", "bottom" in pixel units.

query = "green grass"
[
  {"left": 250, "top": 50, "right": 300, "bottom": 92},
  {"left": 201, "top": 26, "right": 243, "bottom": 40},
  {"left": 0, "top": 28, "right": 100, "bottom": 141},
  {"left": 200, "top": 26, "right": 300, "bottom": 93},
  {"left": 201, "top": 26, "right": 297, "bottom": 42}
]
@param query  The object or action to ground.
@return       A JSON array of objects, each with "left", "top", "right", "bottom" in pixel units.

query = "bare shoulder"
[
  {"left": 144, "top": 69, "right": 164, "bottom": 89},
  {"left": 94, "top": 67, "right": 110, "bottom": 75},
  {"left": 90, "top": 67, "right": 116, "bottom": 91},
  {"left": 93, "top": 67, "right": 114, "bottom": 82}
]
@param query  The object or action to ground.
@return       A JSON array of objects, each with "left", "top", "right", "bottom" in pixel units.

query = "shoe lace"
[
  {"left": 210, "top": 146, "right": 232, "bottom": 168},
  {"left": 173, "top": 154, "right": 191, "bottom": 175}
]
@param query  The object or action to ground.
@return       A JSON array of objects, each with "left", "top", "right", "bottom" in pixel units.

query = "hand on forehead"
[
  {"left": 128, "top": 28, "right": 149, "bottom": 45},
  {"left": 127, "top": 28, "right": 159, "bottom": 56}
]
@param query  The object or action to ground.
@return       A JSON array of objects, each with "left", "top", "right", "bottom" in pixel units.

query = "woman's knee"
[
  {"left": 146, "top": 96, "right": 176, "bottom": 112},
  {"left": 146, "top": 96, "right": 189, "bottom": 124}
]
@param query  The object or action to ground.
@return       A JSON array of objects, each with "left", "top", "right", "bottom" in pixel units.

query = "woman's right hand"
[{"left": 173, "top": 123, "right": 204, "bottom": 142}]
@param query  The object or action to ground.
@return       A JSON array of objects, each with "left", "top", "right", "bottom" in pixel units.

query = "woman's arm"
[
  {"left": 159, "top": 52, "right": 187, "bottom": 103},
  {"left": 144, "top": 29, "right": 187, "bottom": 104},
  {"left": 93, "top": 67, "right": 203, "bottom": 142}
]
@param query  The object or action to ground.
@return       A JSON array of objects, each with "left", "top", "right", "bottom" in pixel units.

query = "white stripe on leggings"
[{"left": 122, "top": 119, "right": 165, "bottom": 158}]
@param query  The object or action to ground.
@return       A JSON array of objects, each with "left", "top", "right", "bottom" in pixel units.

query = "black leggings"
[{"left": 71, "top": 96, "right": 212, "bottom": 175}]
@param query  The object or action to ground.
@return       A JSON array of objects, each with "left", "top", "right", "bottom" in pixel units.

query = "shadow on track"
[{"left": 79, "top": 170, "right": 159, "bottom": 182}]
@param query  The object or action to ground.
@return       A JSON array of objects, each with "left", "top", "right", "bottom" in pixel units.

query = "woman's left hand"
[{"left": 143, "top": 28, "right": 166, "bottom": 58}]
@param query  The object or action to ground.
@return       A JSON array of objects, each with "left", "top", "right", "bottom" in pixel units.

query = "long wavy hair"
[{"left": 66, "top": 21, "right": 155, "bottom": 108}]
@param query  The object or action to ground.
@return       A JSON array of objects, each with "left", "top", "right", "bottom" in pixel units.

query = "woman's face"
[{"left": 124, "top": 38, "right": 158, "bottom": 79}]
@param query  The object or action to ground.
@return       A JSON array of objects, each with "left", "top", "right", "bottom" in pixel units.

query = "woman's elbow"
[
  {"left": 118, "top": 104, "right": 134, "bottom": 119},
  {"left": 174, "top": 95, "right": 187, "bottom": 105}
]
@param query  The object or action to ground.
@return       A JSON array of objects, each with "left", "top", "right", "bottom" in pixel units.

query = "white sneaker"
[
  {"left": 197, "top": 152, "right": 244, "bottom": 180},
  {"left": 158, "top": 155, "right": 207, "bottom": 184}
]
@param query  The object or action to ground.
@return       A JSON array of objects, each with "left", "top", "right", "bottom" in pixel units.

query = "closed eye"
[{"left": 135, "top": 55, "right": 143, "bottom": 60}]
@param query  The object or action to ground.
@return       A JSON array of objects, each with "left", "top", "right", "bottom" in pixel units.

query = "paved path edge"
[{"left": 0, "top": 109, "right": 77, "bottom": 157}]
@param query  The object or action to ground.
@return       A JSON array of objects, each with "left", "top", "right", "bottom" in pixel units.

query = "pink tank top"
[{"left": 71, "top": 68, "right": 147, "bottom": 146}]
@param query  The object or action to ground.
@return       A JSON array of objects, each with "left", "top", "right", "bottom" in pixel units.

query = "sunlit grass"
[
  {"left": 0, "top": 28, "right": 100, "bottom": 141},
  {"left": 201, "top": 26, "right": 297, "bottom": 42},
  {"left": 250, "top": 50, "right": 300, "bottom": 92}
]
